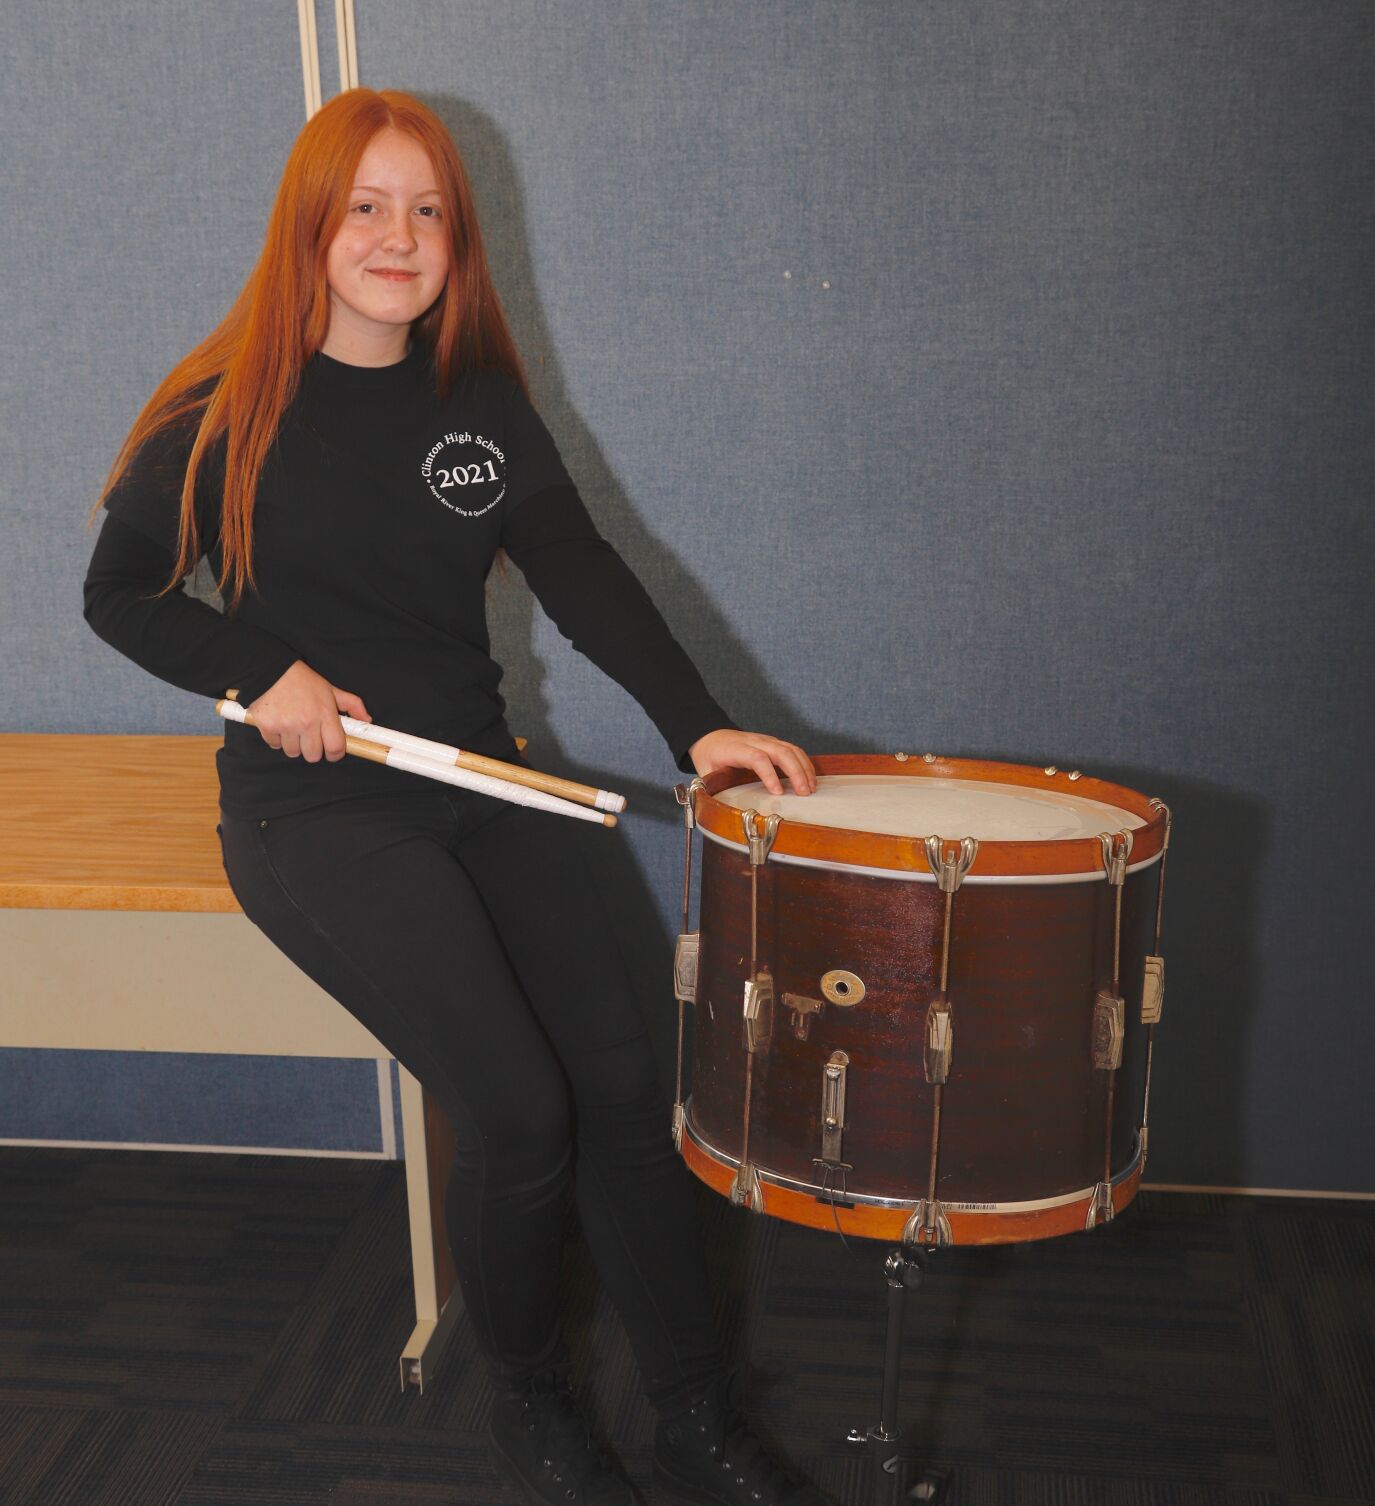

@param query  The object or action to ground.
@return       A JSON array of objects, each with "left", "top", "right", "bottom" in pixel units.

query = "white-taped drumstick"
[
  {"left": 214, "top": 699, "right": 618, "bottom": 828},
  {"left": 333, "top": 715, "right": 626, "bottom": 814}
]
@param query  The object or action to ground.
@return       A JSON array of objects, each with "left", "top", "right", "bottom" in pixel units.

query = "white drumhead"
[{"left": 714, "top": 775, "right": 1144, "bottom": 843}]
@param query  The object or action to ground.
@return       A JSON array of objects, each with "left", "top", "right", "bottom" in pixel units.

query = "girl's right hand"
[{"left": 246, "top": 660, "right": 371, "bottom": 763}]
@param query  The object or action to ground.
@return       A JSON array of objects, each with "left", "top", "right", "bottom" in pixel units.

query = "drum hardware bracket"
[
  {"left": 924, "top": 835, "right": 977, "bottom": 893},
  {"left": 1141, "top": 954, "right": 1165, "bottom": 1024},
  {"left": 742, "top": 807, "right": 782, "bottom": 868},
  {"left": 782, "top": 991, "right": 823, "bottom": 1041},
  {"left": 820, "top": 1050, "right": 850, "bottom": 1163},
  {"left": 673, "top": 932, "right": 700, "bottom": 1004},
  {"left": 902, "top": 1201, "right": 953, "bottom": 1249},
  {"left": 1099, "top": 829, "right": 1133, "bottom": 890},
  {"left": 729, "top": 1159, "right": 765, "bottom": 1213},
  {"left": 743, "top": 970, "right": 774, "bottom": 1053},
  {"left": 924, "top": 994, "right": 953, "bottom": 1085},
  {"left": 812, "top": 1157, "right": 855, "bottom": 1209},
  {"left": 1091, "top": 991, "right": 1125, "bottom": 1071},
  {"left": 674, "top": 779, "right": 702, "bottom": 832},
  {"left": 1085, "top": 1180, "right": 1115, "bottom": 1229}
]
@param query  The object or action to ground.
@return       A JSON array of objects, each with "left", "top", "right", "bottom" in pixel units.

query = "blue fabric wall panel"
[
  {"left": 3, "top": 0, "right": 303, "bottom": 733},
  {"left": 354, "top": 2, "right": 1373, "bottom": 1192}
]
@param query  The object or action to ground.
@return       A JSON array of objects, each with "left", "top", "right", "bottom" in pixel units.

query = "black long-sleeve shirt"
[{"left": 83, "top": 347, "right": 733, "bottom": 818}]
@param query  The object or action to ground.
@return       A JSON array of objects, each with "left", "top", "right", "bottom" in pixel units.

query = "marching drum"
[{"left": 669, "top": 754, "right": 1171, "bottom": 1247}]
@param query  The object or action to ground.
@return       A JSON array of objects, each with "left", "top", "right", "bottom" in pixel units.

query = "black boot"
[
  {"left": 489, "top": 1360, "right": 638, "bottom": 1505},
  {"left": 652, "top": 1372, "right": 837, "bottom": 1505}
]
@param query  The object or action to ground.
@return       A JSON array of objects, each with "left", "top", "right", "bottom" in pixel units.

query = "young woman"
[{"left": 83, "top": 89, "right": 832, "bottom": 1506}]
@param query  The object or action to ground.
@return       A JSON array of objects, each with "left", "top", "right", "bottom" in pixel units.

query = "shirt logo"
[{"left": 419, "top": 431, "right": 506, "bottom": 517}]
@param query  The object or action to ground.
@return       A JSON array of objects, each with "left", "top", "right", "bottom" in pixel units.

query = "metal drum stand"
[{"left": 846, "top": 1243, "right": 952, "bottom": 1505}]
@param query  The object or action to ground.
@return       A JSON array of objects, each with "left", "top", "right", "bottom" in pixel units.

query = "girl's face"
[{"left": 322, "top": 127, "right": 449, "bottom": 360}]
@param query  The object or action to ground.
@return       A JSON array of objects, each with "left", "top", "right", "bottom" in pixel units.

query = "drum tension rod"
[
  {"left": 1087, "top": 828, "right": 1133, "bottom": 1229},
  {"left": 732, "top": 807, "right": 781, "bottom": 1212},
  {"left": 670, "top": 780, "right": 705, "bottom": 1153},
  {"left": 1138, "top": 799, "right": 1172, "bottom": 1170},
  {"left": 903, "top": 835, "right": 976, "bottom": 1250}
]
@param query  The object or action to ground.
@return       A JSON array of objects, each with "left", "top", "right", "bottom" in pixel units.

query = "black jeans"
[{"left": 217, "top": 785, "right": 724, "bottom": 1414}]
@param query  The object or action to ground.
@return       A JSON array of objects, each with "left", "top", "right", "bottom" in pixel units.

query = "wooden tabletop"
[{"left": 0, "top": 734, "right": 236, "bottom": 912}]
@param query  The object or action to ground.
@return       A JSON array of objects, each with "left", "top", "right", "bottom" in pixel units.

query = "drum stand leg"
[{"left": 845, "top": 1245, "right": 953, "bottom": 1505}]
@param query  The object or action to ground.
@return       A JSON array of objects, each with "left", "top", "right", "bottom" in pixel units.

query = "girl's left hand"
[{"left": 688, "top": 729, "right": 817, "bottom": 797}]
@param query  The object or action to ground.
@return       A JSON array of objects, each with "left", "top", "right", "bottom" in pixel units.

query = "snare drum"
[{"left": 670, "top": 755, "right": 1171, "bottom": 1247}]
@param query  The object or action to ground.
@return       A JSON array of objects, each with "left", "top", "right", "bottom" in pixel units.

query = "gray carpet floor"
[{"left": 0, "top": 1147, "right": 1371, "bottom": 1505}]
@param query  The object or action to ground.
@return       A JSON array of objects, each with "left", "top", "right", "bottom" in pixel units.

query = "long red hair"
[{"left": 90, "top": 88, "right": 527, "bottom": 611}]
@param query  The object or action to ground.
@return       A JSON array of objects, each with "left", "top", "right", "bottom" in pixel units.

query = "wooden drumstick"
[
  {"left": 333, "top": 714, "right": 627, "bottom": 814},
  {"left": 219, "top": 689, "right": 626, "bottom": 812},
  {"left": 214, "top": 699, "right": 617, "bottom": 828}
]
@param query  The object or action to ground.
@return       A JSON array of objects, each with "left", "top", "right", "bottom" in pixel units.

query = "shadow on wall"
[
  {"left": 421, "top": 93, "right": 834, "bottom": 1060},
  {"left": 971, "top": 751, "right": 1269, "bottom": 1191},
  {"left": 427, "top": 90, "right": 827, "bottom": 777}
]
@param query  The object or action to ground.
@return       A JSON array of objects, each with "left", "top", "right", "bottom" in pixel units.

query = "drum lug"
[
  {"left": 729, "top": 1160, "right": 765, "bottom": 1213},
  {"left": 902, "top": 1201, "right": 953, "bottom": 1249},
  {"left": 924, "top": 995, "right": 953, "bottom": 1085},
  {"left": 782, "top": 991, "right": 824, "bottom": 1041},
  {"left": 743, "top": 970, "right": 774, "bottom": 1053},
  {"left": 1141, "top": 954, "right": 1165, "bottom": 1024},
  {"left": 1085, "top": 1181, "right": 1115, "bottom": 1229},
  {"left": 820, "top": 1050, "right": 849, "bottom": 1163},
  {"left": 671, "top": 1102, "right": 685, "bottom": 1153},
  {"left": 674, "top": 931, "right": 700, "bottom": 1004},
  {"left": 1091, "top": 991, "right": 1125, "bottom": 1070}
]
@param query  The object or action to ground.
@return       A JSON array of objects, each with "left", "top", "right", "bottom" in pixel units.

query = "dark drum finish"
[{"left": 689, "top": 844, "right": 1156, "bottom": 1214}]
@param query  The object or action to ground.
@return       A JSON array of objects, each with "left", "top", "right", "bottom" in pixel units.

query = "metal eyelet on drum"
[{"left": 820, "top": 970, "right": 864, "bottom": 1006}]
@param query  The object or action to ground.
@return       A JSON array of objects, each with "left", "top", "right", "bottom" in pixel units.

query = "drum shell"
[{"left": 689, "top": 842, "right": 1155, "bottom": 1209}]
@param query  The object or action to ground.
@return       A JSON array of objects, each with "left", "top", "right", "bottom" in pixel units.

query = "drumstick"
[
  {"left": 333, "top": 714, "right": 626, "bottom": 814},
  {"left": 217, "top": 690, "right": 625, "bottom": 812},
  {"left": 214, "top": 700, "right": 617, "bottom": 827}
]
